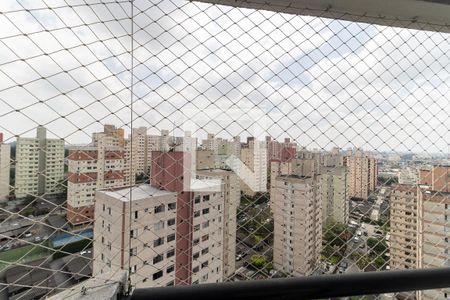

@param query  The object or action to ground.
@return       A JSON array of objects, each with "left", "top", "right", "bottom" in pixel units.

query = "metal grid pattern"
[{"left": 0, "top": 0, "right": 449, "bottom": 299}]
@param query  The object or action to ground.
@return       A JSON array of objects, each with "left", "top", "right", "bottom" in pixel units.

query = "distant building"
[
  {"left": 0, "top": 133, "right": 10, "bottom": 201},
  {"left": 196, "top": 150, "right": 215, "bottom": 170},
  {"left": 67, "top": 125, "right": 125, "bottom": 226},
  {"left": 398, "top": 167, "right": 418, "bottom": 185},
  {"left": 320, "top": 166, "right": 348, "bottom": 225},
  {"left": 272, "top": 174, "right": 322, "bottom": 276},
  {"left": 240, "top": 138, "right": 267, "bottom": 196},
  {"left": 345, "top": 150, "right": 378, "bottom": 200},
  {"left": 15, "top": 126, "right": 65, "bottom": 198},
  {"left": 390, "top": 184, "right": 418, "bottom": 270}
]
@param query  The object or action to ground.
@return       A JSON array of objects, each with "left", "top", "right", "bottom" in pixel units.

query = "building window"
[
  {"left": 201, "top": 234, "right": 209, "bottom": 242},
  {"left": 167, "top": 249, "right": 175, "bottom": 258},
  {"left": 195, "top": 196, "right": 201, "bottom": 204},
  {"left": 167, "top": 233, "right": 175, "bottom": 242},
  {"left": 153, "top": 254, "right": 164, "bottom": 264},
  {"left": 201, "top": 247, "right": 209, "bottom": 255},
  {"left": 154, "top": 237, "right": 164, "bottom": 247},
  {"left": 167, "top": 218, "right": 176, "bottom": 226},
  {"left": 202, "top": 208, "right": 209, "bottom": 215},
  {"left": 203, "top": 195, "right": 210, "bottom": 202},
  {"left": 153, "top": 270, "right": 163, "bottom": 280},
  {"left": 130, "top": 265, "right": 137, "bottom": 274},
  {"left": 167, "top": 281, "right": 174, "bottom": 286},
  {"left": 202, "top": 221, "right": 209, "bottom": 229},
  {"left": 194, "top": 224, "right": 200, "bottom": 231},
  {"left": 193, "top": 266, "right": 199, "bottom": 273},
  {"left": 130, "top": 247, "right": 137, "bottom": 256},
  {"left": 201, "top": 261, "right": 209, "bottom": 269},
  {"left": 167, "top": 265, "right": 174, "bottom": 274},
  {"left": 168, "top": 202, "right": 176, "bottom": 210},
  {"left": 193, "top": 252, "right": 200, "bottom": 259},
  {"left": 130, "top": 229, "right": 138, "bottom": 238},
  {"left": 154, "top": 220, "right": 165, "bottom": 231},
  {"left": 154, "top": 204, "right": 165, "bottom": 214},
  {"left": 193, "top": 238, "right": 200, "bottom": 246},
  {"left": 194, "top": 211, "right": 200, "bottom": 218},
  {"left": 134, "top": 211, "right": 138, "bottom": 219}
]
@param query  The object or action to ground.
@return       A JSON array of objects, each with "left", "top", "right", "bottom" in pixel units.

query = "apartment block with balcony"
[
  {"left": 0, "top": 133, "right": 10, "bottom": 201},
  {"left": 272, "top": 174, "right": 322, "bottom": 276},
  {"left": 320, "top": 166, "right": 348, "bottom": 225},
  {"left": 15, "top": 126, "right": 65, "bottom": 198},
  {"left": 151, "top": 150, "right": 226, "bottom": 285},
  {"left": 197, "top": 169, "right": 239, "bottom": 279},
  {"left": 191, "top": 188, "right": 224, "bottom": 284},
  {"left": 390, "top": 184, "right": 418, "bottom": 270},
  {"left": 345, "top": 149, "right": 378, "bottom": 200},
  {"left": 418, "top": 191, "right": 450, "bottom": 300},
  {"left": 67, "top": 130, "right": 125, "bottom": 226},
  {"left": 93, "top": 185, "right": 178, "bottom": 288}
]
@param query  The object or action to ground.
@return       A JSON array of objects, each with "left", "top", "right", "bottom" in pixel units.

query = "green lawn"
[{"left": 0, "top": 243, "right": 50, "bottom": 270}]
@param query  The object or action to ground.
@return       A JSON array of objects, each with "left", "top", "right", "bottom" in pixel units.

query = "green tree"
[{"left": 250, "top": 255, "right": 267, "bottom": 269}]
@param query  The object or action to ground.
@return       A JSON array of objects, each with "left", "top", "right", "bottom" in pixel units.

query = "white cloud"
[{"left": 0, "top": 0, "right": 448, "bottom": 154}]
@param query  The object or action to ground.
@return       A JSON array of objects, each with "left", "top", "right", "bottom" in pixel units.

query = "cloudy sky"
[{"left": 0, "top": 0, "right": 449, "bottom": 154}]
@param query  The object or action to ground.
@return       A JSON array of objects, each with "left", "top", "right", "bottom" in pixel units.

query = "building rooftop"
[{"left": 98, "top": 184, "right": 176, "bottom": 202}]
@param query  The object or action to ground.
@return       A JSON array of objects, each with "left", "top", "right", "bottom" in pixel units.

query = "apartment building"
[
  {"left": 240, "top": 138, "right": 267, "bottom": 196},
  {"left": 0, "top": 133, "right": 10, "bottom": 201},
  {"left": 272, "top": 174, "right": 322, "bottom": 276},
  {"left": 197, "top": 169, "right": 239, "bottom": 279},
  {"left": 15, "top": 126, "right": 65, "bottom": 198},
  {"left": 151, "top": 151, "right": 225, "bottom": 285},
  {"left": 418, "top": 190, "right": 450, "bottom": 300},
  {"left": 265, "top": 136, "right": 297, "bottom": 162},
  {"left": 93, "top": 185, "right": 178, "bottom": 288},
  {"left": 390, "top": 184, "right": 418, "bottom": 270},
  {"left": 320, "top": 166, "right": 348, "bottom": 225},
  {"left": 398, "top": 167, "right": 419, "bottom": 185},
  {"left": 196, "top": 150, "right": 215, "bottom": 170},
  {"left": 345, "top": 150, "right": 378, "bottom": 200},
  {"left": 67, "top": 127, "right": 125, "bottom": 226}
]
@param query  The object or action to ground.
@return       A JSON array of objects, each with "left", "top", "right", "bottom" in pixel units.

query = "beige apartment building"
[
  {"left": 320, "top": 166, "right": 348, "bottom": 225},
  {"left": 272, "top": 174, "right": 322, "bottom": 276},
  {"left": 190, "top": 185, "right": 225, "bottom": 284},
  {"left": 389, "top": 184, "right": 418, "bottom": 270},
  {"left": 93, "top": 185, "right": 178, "bottom": 288},
  {"left": 15, "top": 126, "right": 65, "bottom": 198},
  {"left": 417, "top": 190, "right": 450, "bottom": 300},
  {"left": 93, "top": 181, "right": 226, "bottom": 287},
  {"left": 345, "top": 150, "right": 378, "bottom": 200},
  {"left": 0, "top": 133, "right": 10, "bottom": 201},
  {"left": 197, "top": 169, "right": 239, "bottom": 279},
  {"left": 67, "top": 127, "right": 125, "bottom": 226}
]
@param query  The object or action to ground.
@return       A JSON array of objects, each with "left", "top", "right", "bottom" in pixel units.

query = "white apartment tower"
[
  {"left": 15, "top": 126, "right": 65, "bottom": 198},
  {"left": 0, "top": 133, "right": 10, "bottom": 201},
  {"left": 272, "top": 174, "right": 322, "bottom": 276},
  {"left": 240, "top": 139, "right": 267, "bottom": 196}
]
